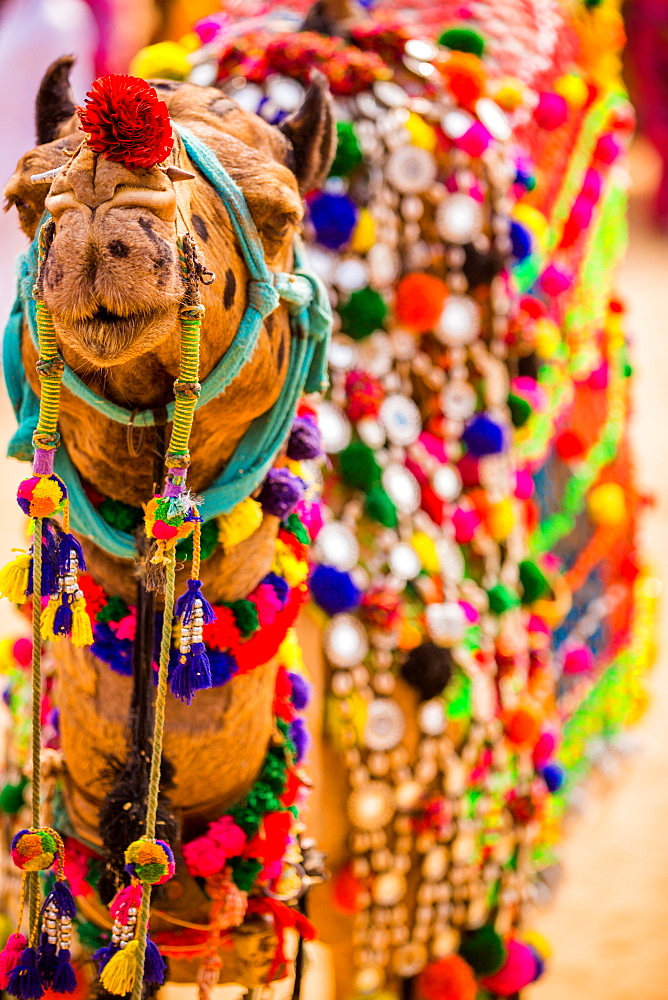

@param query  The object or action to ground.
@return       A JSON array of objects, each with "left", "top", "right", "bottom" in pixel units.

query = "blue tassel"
[
  {"left": 44, "top": 881, "right": 77, "bottom": 919},
  {"left": 92, "top": 943, "right": 118, "bottom": 975},
  {"left": 143, "top": 938, "right": 166, "bottom": 986},
  {"left": 7, "top": 946, "right": 44, "bottom": 999},
  {"left": 52, "top": 596, "right": 73, "bottom": 637},
  {"left": 51, "top": 951, "right": 76, "bottom": 994},
  {"left": 36, "top": 935, "right": 57, "bottom": 988},
  {"left": 169, "top": 644, "right": 212, "bottom": 704},
  {"left": 175, "top": 579, "right": 216, "bottom": 625},
  {"left": 27, "top": 523, "right": 60, "bottom": 598},
  {"left": 57, "top": 533, "right": 86, "bottom": 575}
]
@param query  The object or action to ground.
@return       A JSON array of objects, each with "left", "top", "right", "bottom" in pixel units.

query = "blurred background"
[{"left": 0, "top": 1, "right": 666, "bottom": 997}]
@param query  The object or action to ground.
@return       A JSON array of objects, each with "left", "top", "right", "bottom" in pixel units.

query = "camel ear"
[
  {"left": 279, "top": 71, "right": 336, "bottom": 194},
  {"left": 36, "top": 55, "right": 77, "bottom": 146}
]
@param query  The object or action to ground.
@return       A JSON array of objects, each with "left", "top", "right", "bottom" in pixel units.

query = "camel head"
[{"left": 5, "top": 58, "right": 335, "bottom": 376}]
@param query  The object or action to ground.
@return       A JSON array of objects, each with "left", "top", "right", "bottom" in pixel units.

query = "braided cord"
[
  {"left": 33, "top": 303, "right": 64, "bottom": 449},
  {"left": 130, "top": 550, "right": 176, "bottom": 1000},
  {"left": 166, "top": 309, "right": 202, "bottom": 465},
  {"left": 27, "top": 517, "right": 43, "bottom": 941}
]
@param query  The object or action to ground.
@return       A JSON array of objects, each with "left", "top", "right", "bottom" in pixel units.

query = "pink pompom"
[
  {"left": 453, "top": 506, "right": 482, "bottom": 543},
  {"left": 581, "top": 168, "right": 603, "bottom": 203},
  {"left": 209, "top": 816, "right": 247, "bottom": 857},
  {"left": 152, "top": 520, "right": 179, "bottom": 540},
  {"left": 459, "top": 601, "right": 479, "bottom": 623},
  {"left": 514, "top": 469, "right": 535, "bottom": 500},
  {"left": 458, "top": 454, "right": 480, "bottom": 488},
  {"left": 563, "top": 646, "right": 593, "bottom": 675},
  {"left": 12, "top": 637, "right": 32, "bottom": 669},
  {"left": 587, "top": 362, "right": 609, "bottom": 390},
  {"left": 0, "top": 933, "right": 27, "bottom": 988},
  {"left": 594, "top": 133, "right": 622, "bottom": 165},
  {"left": 533, "top": 730, "right": 557, "bottom": 767},
  {"left": 540, "top": 264, "right": 572, "bottom": 295},
  {"left": 569, "top": 196, "right": 594, "bottom": 229},
  {"left": 456, "top": 120, "right": 493, "bottom": 156},
  {"left": 114, "top": 613, "right": 137, "bottom": 642},
  {"left": 480, "top": 939, "right": 539, "bottom": 995},
  {"left": 296, "top": 499, "right": 323, "bottom": 540},
  {"left": 535, "top": 92, "right": 568, "bottom": 130},
  {"left": 420, "top": 431, "right": 448, "bottom": 463},
  {"left": 252, "top": 584, "right": 283, "bottom": 626}
]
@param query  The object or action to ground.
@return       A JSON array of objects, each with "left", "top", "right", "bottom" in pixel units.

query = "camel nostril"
[{"left": 108, "top": 240, "right": 130, "bottom": 259}]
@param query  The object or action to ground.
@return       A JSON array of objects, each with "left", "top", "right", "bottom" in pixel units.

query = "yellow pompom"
[
  {"left": 411, "top": 532, "right": 439, "bottom": 574},
  {"left": 100, "top": 940, "right": 138, "bottom": 996},
  {"left": 534, "top": 318, "right": 562, "bottom": 358},
  {"left": 0, "top": 551, "right": 31, "bottom": 604},
  {"left": 178, "top": 32, "right": 202, "bottom": 54},
  {"left": 129, "top": 41, "right": 191, "bottom": 81},
  {"left": 350, "top": 209, "right": 376, "bottom": 254},
  {"left": 587, "top": 483, "right": 626, "bottom": 527},
  {"left": 272, "top": 539, "right": 308, "bottom": 588},
  {"left": 277, "top": 627, "right": 306, "bottom": 676},
  {"left": 405, "top": 113, "right": 437, "bottom": 151},
  {"left": 523, "top": 930, "right": 552, "bottom": 959},
  {"left": 398, "top": 619, "right": 422, "bottom": 651},
  {"left": 489, "top": 76, "right": 527, "bottom": 111},
  {"left": 486, "top": 499, "right": 515, "bottom": 540},
  {"left": 217, "top": 498, "right": 263, "bottom": 552},
  {"left": 512, "top": 204, "right": 549, "bottom": 250},
  {"left": 72, "top": 597, "right": 93, "bottom": 647},
  {"left": 554, "top": 74, "right": 589, "bottom": 109}
]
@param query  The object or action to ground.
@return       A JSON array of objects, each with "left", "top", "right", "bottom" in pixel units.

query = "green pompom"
[
  {"left": 176, "top": 518, "right": 219, "bottom": 562},
  {"left": 507, "top": 393, "right": 532, "bottom": 428},
  {"left": 365, "top": 485, "right": 398, "bottom": 528},
  {"left": 0, "top": 776, "right": 27, "bottom": 815},
  {"left": 338, "top": 287, "right": 387, "bottom": 341},
  {"left": 519, "top": 560, "right": 550, "bottom": 603},
  {"left": 339, "top": 441, "right": 382, "bottom": 491},
  {"left": 329, "top": 121, "right": 363, "bottom": 177},
  {"left": 624, "top": 363, "right": 633, "bottom": 378},
  {"left": 97, "top": 595, "right": 130, "bottom": 624},
  {"left": 229, "top": 599, "right": 260, "bottom": 638},
  {"left": 459, "top": 925, "right": 507, "bottom": 976},
  {"left": 487, "top": 583, "right": 520, "bottom": 615},
  {"left": 438, "top": 26, "right": 486, "bottom": 57},
  {"left": 282, "top": 512, "right": 309, "bottom": 545},
  {"left": 99, "top": 498, "right": 143, "bottom": 534},
  {"left": 230, "top": 857, "right": 263, "bottom": 893}
]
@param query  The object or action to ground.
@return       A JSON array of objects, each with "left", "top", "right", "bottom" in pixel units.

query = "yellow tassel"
[
  {"left": 40, "top": 596, "right": 59, "bottom": 640},
  {"left": 0, "top": 551, "right": 31, "bottom": 604},
  {"left": 100, "top": 940, "right": 138, "bottom": 995},
  {"left": 217, "top": 498, "right": 263, "bottom": 552},
  {"left": 71, "top": 596, "right": 93, "bottom": 647}
]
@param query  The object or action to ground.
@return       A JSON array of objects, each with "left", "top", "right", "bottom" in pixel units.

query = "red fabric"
[{"left": 246, "top": 897, "right": 317, "bottom": 981}]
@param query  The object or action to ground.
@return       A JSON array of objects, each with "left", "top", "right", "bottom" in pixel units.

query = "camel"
[{"left": 3, "top": 56, "right": 336, "bottom": 992}]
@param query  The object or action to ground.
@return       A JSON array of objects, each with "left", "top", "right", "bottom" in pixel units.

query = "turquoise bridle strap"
[{"left": 3, "top": 126, "right": 331, "bottom": 561}]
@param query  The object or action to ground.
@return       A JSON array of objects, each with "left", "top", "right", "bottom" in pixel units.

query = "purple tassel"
[
  {"left": 258, "top": 469, "right": 305, "bottom": 519},
  {"left": 57, "top": 533, "right": 86, "bottom": 575},
  {"left": 45, "top": 881, "right": 77, "bottom": 919},
  {"left": 175, "top": 578, "right": 216, "bottom": 626},
  {"left": 287, "top": 417, "right": 322, "bottom": 460},
  {"left": 27, "top": 523, "right": 60, "bottom": 598},
  {"left": 36, "top": 935, "right": 57, "bottom": 988},
  {"left": 288, "top": 672, "right": 311, "bottom": 710},
  {"left": 51, "top": 951, "right": 76, "bottom": 994},
  {"left": 169, "top": 644, "right": 213, "bottom": 704},
  {"left": 53, "top": 597, "right": 73, "bottom": 636},
  {"left": 264, "top": 572, "right": 289, "bottom": 607},
  {"left": 92, "top": 943, "right": 117, "bottom": 975},
  {"left": 143, "top": 938, "right": 166, "bottom": 986},
  {"left": 290, "top": 718, "right": 310, "bottom": 763},
  {"left": 7, "top": 946, "right": 44, "bottom": 999}
]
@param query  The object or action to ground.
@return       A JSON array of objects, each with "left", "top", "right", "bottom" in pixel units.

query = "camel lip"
[{"left": 64, "top": 306, "right": 170, "bottom": 366}]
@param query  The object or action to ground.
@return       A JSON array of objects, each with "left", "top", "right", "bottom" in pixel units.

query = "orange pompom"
[
  {"left": 440, "top": 52, "right": 487, "bottom": 108},
  {"left": 395, "top": 273, "right": 449, "bottom": 331},
  {"left": 504, "top": 705, "right": 543, "bottom": 747},
  {"left": 417, "top": 955, "right": 478, "bottom": 1000}
]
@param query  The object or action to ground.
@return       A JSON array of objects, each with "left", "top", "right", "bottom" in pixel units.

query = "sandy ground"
[{"left": 0, "top": 142, "right": 666, "bottom": 999}]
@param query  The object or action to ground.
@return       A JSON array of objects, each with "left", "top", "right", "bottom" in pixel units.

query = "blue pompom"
[
  {"left": 510, "top": 220, "right": 533, "bottom": 261},
  {"left": 264, "top": 572, "right": 290, "bottom": 607},
  {"left": 290, "top": 717, "right": 310, "bottom": 763},
  {"left": 529, "top": 946, "right": 546, "bottom": 981},
  {"left": 309, "top": 564, "right": 361, "bottom": 616},
  {"left": 541, "top": 761, "right": 566, "bottom": 792},
  {"left": 308, "top": 192, "right": 358, "bottom": 250},
  {"left": 462, "top": 414, "right": 506, "bottom": 456},
  {"left": 207, "top": 648, "right": 239, "bottom": 687},
  {"left": 288, "top": 671, "right": 311, "bottom": 710}
]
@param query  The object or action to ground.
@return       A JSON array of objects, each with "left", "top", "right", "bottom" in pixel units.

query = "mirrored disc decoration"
[
  {"left": 347, "top": 781, "right": 395, "bottom": 830},
  {"left": 436, "top": 295, "right": 482, "bottom": 346},
  {"left": 476, "top": 97, "right": 512, "bottom": 141},
  {"left": 266, "top": 75, "right": 305, "bottom": 112},
  {"left": 315, "top": 522, "right": 360, "bottom": 571},
  {"left": 435, "top": 193, "right": 485, "bottom": 244},
  {"left": 382, "top": 464, "right": 421, "bottom": 513},
  {"left": 324, "top": 614, "right": 369, "bottom": 668},
  {"left": 316, "top": 400, "right": 352, "bottom": 453},
  {"left": 386, "top": 145, "right": 438, "bottom": 194},
  {"left": 388, "top": 542, "right": 422, "bottom": 580},
  {"left": 335, "top": 257, "right": 369, "bottom": 292},
  {"left": 379, "top": 394, "right": 422, "bottom": 446},
  {"left": 431, "top": 465, "right": 463, "bottom": 502},
  {"left": 364, "top": 698, "right": 406, "bottom": 751},
  {"left": 425, "top": 602, "right": 467, "bottom": 645},
  {"left": 441, "top": 381, "right": 477, "bottom": 421},
  {"left": 441, "top": 108, "right": 474, "bottom": 139}
]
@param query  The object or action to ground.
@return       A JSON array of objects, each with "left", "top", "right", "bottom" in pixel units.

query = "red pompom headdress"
[{"left": 77, "top": 74, "right": 174, "bottom": 170}]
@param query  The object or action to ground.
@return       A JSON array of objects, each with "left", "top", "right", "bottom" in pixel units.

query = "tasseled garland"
[
  {"left": 92, "top": 883, "right": 166, "bottom": 995},
  {"left": 2, "top": 830, "right": 78, "bottom": 998}
]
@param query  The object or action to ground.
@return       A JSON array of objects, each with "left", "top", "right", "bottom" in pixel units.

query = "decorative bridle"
[{"left": 0, "top": 75, "right": 331, "bottom": 1000}]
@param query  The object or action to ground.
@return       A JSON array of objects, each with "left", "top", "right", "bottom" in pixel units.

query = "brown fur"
[{"left": 5, "top": 66, "right": 334, "bottom": 938}]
